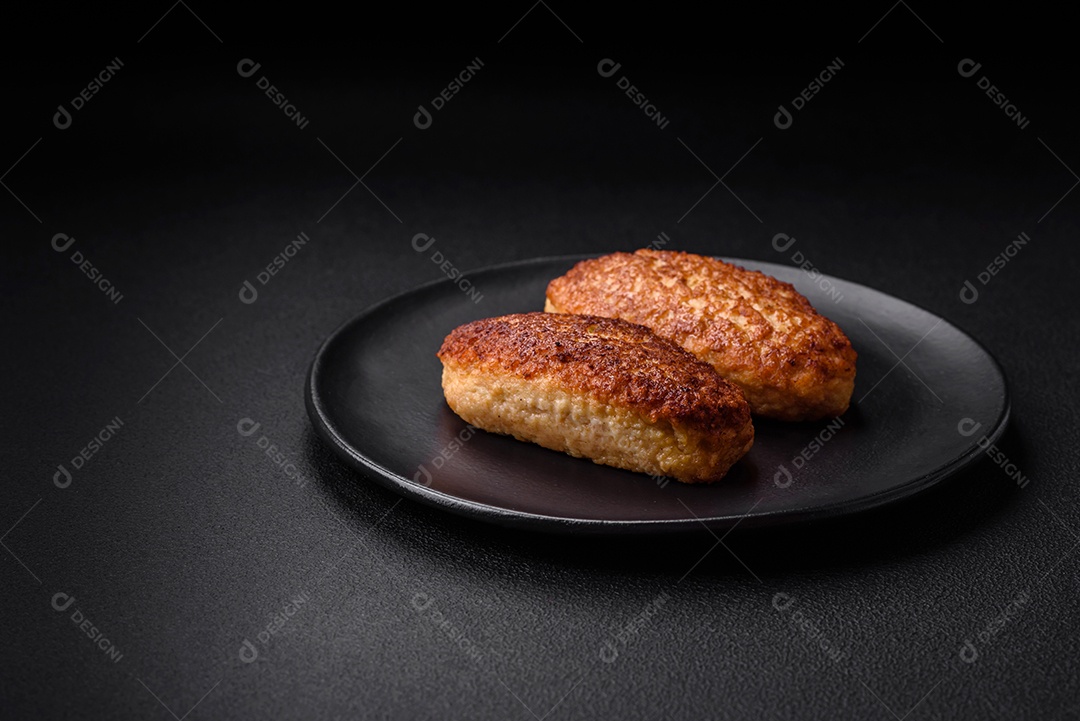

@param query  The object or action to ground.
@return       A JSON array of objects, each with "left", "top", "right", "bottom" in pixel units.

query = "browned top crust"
[
  {"left": 437, "top": 312, "right": 750, "bottom": 432},
  {"left": 545, "top": 249, "right": 856, "bottom": 404}
]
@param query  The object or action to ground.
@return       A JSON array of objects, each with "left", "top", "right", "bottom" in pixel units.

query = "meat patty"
[
  {"left": 545, "top": 250, "right": 856, "bottom": 421},
  {"left": 437, "top": 312, "right": 754, "bottom": 483}
]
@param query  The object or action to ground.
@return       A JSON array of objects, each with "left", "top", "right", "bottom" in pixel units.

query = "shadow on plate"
[{"left": 303, "top": 422, "right": 1026, "bottom": 585}]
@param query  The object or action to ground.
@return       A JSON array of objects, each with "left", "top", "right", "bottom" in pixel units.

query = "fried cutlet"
[
  {"left": 545, "top": 250, "right": 856, "bottom": 421},
  {"left": 437, "top": 312, "right": 754, "bottom": 483}
]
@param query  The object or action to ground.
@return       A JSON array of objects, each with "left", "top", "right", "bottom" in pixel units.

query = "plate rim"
[{"left": 305, "top": 253, "right": 1011, "bottom": 535}]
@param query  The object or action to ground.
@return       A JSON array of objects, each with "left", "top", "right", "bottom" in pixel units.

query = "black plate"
[{"left": 305, "top": 256, "right": 1009, "bottom": 534}]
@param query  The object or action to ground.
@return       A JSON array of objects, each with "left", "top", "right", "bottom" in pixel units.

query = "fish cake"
[
  {"left": 545, "top": 250, "right": 856, "bottom": 421},
  {"left": 437, "top": 312, "right": 753, "bottom": 484}
]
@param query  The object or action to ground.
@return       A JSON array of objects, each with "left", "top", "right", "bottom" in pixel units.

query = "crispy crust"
[
  {"left": 438, "top": 313, "right": 749, "bottom": 431},
  {"left": 545, "top": 250, "right": 857, "bottom": 421},
  {"left": 437, "top": 313, "right": 754, "bottom": 482}
]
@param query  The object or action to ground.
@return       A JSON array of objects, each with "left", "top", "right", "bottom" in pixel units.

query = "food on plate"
[
  {"left": 545, "top": 249, "right": 856, "bottom": 421},
  {"left": 436, "top": 312, "right": 754, "bottom": 483}
]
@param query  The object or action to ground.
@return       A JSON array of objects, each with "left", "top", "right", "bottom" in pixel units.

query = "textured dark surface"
[{"left": 4, "top": 5, "right": 1079, "bottom": 720}]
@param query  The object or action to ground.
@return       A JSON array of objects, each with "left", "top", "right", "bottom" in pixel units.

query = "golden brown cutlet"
[
  {"left": 545, "top": 250, "right": 857, "bottom": 421},
  {"left": 437, "top": 312, "right": 754, "bottom": 483}
]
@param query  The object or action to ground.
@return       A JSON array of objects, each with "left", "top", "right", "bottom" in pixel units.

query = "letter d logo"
[
  {"left": 957, "top": 58, "right": 981, "bottom": 78},
  {"left": 411, "top": 233, "right": 435, "bottom": 253},
  {"left": 237, "top": 418, "right": 261, "bottom": 437},
  {"left": 959, "top": 279, "right": 979, "bottom": 305},
  {"left": 413, "top": 104, "right": 433, "bottom": 130},
  {"left": 597, "top": 58, "right": 621, "bottom": 78},
  {"left": 957, "top": 418, "right": 982, "bottom": 437},
  {"left": 51, "top": 233, "right": 76, "bottom": 253},
  {"left": 413, "top": 464, "right": 433, "bottom": 486},
  {"left": 773, "top": 464, "right": 793, "bottom": 488},
  {"left": 772, "top": 592, "right": 795, "bottom": 611},
  {"left": 239, "top": 639, "right": 259, "bottom": 663},
  {"left": 53, "top": 464, "right": 72, "bottom": 489},
  {"left": 236, "top": 58, "right": 261, "bottom": 78},
  {"left": 53, "top": 104, "right": 72, "bottom": 130},
  {"left": 772, "top": 233, "right": 796, "bottom": 253},
  {"left": 239, "top": 280, "right": 258, "bottom": 304},
  {"left": 774, "top": 104, "right": 793, "bottom": 130},
  {"left": 52, "top": 591, "right": 76, "bottom": 612}
]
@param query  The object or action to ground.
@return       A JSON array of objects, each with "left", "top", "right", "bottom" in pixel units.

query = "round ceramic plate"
[{"left": 305, "top": 255, "right": 1009, "bottom": 534}]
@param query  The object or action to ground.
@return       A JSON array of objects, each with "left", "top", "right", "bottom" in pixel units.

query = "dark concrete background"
[{"left": 3, "top": 4, "right": 1078, "bottom": 719}]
